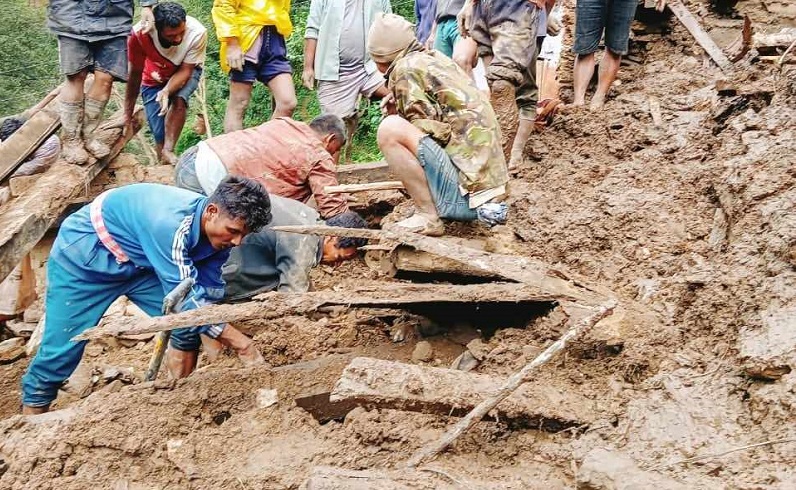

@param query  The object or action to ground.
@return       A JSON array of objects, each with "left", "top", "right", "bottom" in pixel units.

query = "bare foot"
[
  {"left": 161, "top": 150, "right": 178, "bottom": 166},
  {"left": 590, "top": 93, "right": 607, "bottom": 110}
]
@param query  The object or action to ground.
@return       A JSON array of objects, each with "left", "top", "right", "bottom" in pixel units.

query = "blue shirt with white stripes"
[{"left": 51, "top": 183, "right": 230, "bottom": 314}]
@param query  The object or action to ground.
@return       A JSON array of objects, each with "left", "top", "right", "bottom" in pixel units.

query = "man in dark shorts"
[
  {"left": 211, "top": 0, "right": 297, "bottom": 132},
  {"left": 49, "top": 0, "right": 156, "bottom": 165},
  {"left": 572, "top": 0, "right": 638, "bottom": 109}
]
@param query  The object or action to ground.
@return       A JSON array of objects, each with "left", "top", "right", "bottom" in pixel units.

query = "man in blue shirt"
[{"left": 21, "top": 177, "right": 272, "bottom": 414}]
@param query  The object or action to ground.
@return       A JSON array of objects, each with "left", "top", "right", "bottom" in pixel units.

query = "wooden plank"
[
  {"left": 0, "top": 97, "right": 61, "bottom": 183},
  {"left": 336, "top": 161, "right": 393, "bottom": 184},
  {"left": 301, "top": 466, "right": 457, "bottom": 490},
  {"left": 330, "top": 357, "right": 600, "bottom": 432},
  {"left": 324, "top": 181, "right": 405, "bottom": 194},
  {"left": 667, "top": 1, "right": 733, "bottom": 72},
  {"left": 0, "top": 107, "right": 144, "bottom": 283},
  {"left": 21, "top": 85, "right": 61, "bottom": 119},
  {"left": 74, "top": 282, "right": 560, "bottom": 341},
  {"left": 9, "top": 175, "right": 40, "bottom": 198}
]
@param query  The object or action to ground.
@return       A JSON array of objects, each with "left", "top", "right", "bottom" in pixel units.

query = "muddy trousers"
[{"left": 20, "top": 260, "right": 206, "bottom": 408}]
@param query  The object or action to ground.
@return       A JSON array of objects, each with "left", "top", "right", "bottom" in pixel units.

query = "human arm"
[
  {"left": 211, "top": 0, "right": 245, "bottom": 70},
  {"left": 155, "top": 62, "right": 197, "bottom": 115},
  {"left": 124, "top": 33, "right": 145, "bottom": 130},
  {"left": 139, "top": 2, "right": 156, "bottom": 34},
  {"left": 457, "top": 0, "right": 475, "bottom": 38},
  {"left": 308, "top": 156, "right": 349, "bottom": 219},
  {"left": 302, "top": 39, "right": 317, "bottom": 90}
]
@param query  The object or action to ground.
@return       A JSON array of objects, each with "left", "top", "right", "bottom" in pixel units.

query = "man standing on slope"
[
  {"left": 125, "top": 2, "right": 208, "bottom": 165},
  {"left": 49, "top": 0, "right": 156, "bottom": 164},
  {"left": 212, "top": 0, "right": 297, "bottom": 131},
  {"left": 21, "top": 177, "right": 272, "bottom": 414}
]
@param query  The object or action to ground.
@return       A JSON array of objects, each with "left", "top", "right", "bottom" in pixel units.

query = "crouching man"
[
  {"left": 368, "top": 13, "right": 509, "bottom": 237},
  {"left": 21, "top": 177, "right": 272, "bottom": 414}
]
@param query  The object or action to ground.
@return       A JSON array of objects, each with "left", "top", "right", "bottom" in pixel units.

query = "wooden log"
[
  {"left": 0, "top": 95, "right": 61, "bottom": 183},
  {"left": 324, "top": 181, "right": 405, "bottom": 194},
  {"left": 667, "top": 1, "right": 733, "bottom": 73},
  {"left": 406, "top": 302, "right": 616, "bottom": 468},
  {"left": 74, "top": 282, "right": 560, "bottom": 341},
  {"left": 329, "top": 357, "right": 599, "bottom": 431},
  {"left": 366, "top": 242, "right": 502, "bottom": 279},
  {"left": 0, "top": 107, "right": 144, "bottom": 283},
  {"left": 301, "top": 466, "right": 458, "bottom": 490},
  {"left": 336, "top": 161, "right": 393, "bottom": 184},
  {"left": 272, "top": 225, "right": 612, "bottom": 307},
  {"left": 754, "top": 30, "right": 796, "bottom": 49}
]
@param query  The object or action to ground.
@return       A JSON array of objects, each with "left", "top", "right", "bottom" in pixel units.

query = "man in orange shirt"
[{"left": 174, "top": 114, "right": 350, "bottom": 219}]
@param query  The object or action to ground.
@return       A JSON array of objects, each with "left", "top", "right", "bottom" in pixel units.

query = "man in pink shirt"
[{"left": 124, "top": 2, "right": 207, "bottom": 165}]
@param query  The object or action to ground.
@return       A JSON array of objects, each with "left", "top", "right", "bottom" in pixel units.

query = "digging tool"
[{"left": 144, "top": 277, "right": 195, "bottom": 381}]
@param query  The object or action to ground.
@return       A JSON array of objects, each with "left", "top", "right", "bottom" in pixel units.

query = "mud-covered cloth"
[
  {"left": 470, "top": 0, "right": 540, "bottom": 119},
  {"left": 388, "top": 47, "right": 509, "bottom": 202},
  {"left": 222, "top": 195, "right": 323, "bottom": 300}
]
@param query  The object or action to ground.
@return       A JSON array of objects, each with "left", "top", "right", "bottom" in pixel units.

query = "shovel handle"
[{"left": 144, "top": 330, "right": 171, "bottom": 381}]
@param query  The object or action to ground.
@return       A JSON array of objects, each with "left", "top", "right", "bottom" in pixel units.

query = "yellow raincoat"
[{"left": 211, "top": 0, "right": 293, "bottom": 73}]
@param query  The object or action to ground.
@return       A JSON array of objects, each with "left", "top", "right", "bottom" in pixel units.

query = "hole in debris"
[{"left": 212, "top": 411, "right": 231, "bottom": 425}]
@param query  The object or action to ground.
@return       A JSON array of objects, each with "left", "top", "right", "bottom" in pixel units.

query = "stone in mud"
[
  {"left": 739, "top": 306, "right": 796, "bottom": 381},
  {"left": 412, "top": 341, "right": 434, "bottom": 363},
  {"left": 577, "top": 448, "right": 688, "bottom": 490},
  {"left": 450, "top": 350, "right": 479, "bottom": 371},
  {"left": 466, "top": 338, "right": 491, "bottom": 360},
  {"left": 257, "top": 388, "right": 278, "bottom": 408},
  {"left": 0, "top": 337, "right": 26, "bottom": 364}
]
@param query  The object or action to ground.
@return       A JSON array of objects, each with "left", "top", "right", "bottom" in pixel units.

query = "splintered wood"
[
  {"left": 328, "top": 357, "right": 598, "bottom": 431},
  {"left": 667, "top": 1, "right": 733, "bottom": 72},
  {"left": 75, "top": 282, "right": 560, "bottom": 341},
  {"left": 0, "top": 107, "right": 145, "bottom": 283}
]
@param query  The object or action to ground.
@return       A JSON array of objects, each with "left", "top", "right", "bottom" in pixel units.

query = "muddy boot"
[
  {"left": 165, "top": 347, "right": 199, "bottom": 379},
  {"left": 217, "top": 325, "right": 266, "bottom": 367},
  {"left": 490, "top": 80, "right": 519, "bottom": 163},
  {"left": 83, "top": 97, "right": 111, "bottom": 159},
  {"left": 59, "top": 100, "right": 90, "bottom": 165}
]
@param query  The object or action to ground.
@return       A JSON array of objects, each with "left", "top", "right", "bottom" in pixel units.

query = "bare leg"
[
  {"left": 591, "top": 50, "right": 621, "bottom": 110},
  {"left": 162, "top": 97, "right": 187, "bottom": 165},
  {"left": 573, "top": 52, "right": 596, "bottom": 106},
  {"left": 267, "top": 73, "right": 297, "bottom": 118},
  {"left": 165, "top": 347, "right": 199, "bottom": 379},
  {"left": 85, "top": 70, "right": 113, "bottom": 106},
  {"left": 376, "top": 115, "right": 437, "bottom": 219},
  {"left": 509, "top": 118, "right": 534, "bottom": 170},
  {"left": 224, "top": 81, "right": 253, "bottom": 132}
]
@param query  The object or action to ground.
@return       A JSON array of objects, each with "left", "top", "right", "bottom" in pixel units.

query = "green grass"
[{"left": 1, "top": 0, "right": 416, "bottom": 162}]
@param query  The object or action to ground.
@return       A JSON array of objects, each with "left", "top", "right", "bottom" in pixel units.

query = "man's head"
[
  {"left": 154, "top": 2, "right": 187, "bottom": 48},
  {"left": 321, "top": 211, "right": 369, "bottom": 264},
  {"left": 0, "top": 117, "right": 24, "bottom": 142},
  {"left": 203, "top": 176, "right": 272, "bottom": 250},
  {"left": 367, "top": 13, "right": 416, "bottom": 73},
  {"left": 309, "top": 114, "right": 347, "bottom": 156}
]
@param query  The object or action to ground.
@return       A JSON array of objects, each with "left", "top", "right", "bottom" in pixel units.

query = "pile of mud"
[{"left": 2, "top": 1, "right": 796, "bottom": 488}]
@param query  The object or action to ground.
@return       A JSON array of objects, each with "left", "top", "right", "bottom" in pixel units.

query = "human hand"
[
  {"left": 546, "top": 14, "right": 562, "bottom": 36},
  {"left": 655, "top": 0, "right": 666, "bottom": 12},
  {"left": 140, "top": 7, "right": 155, "bottom": 34},
  {"left": 380, "top": 92, "right": 396, "bottom": 116},
  {"left": 226, "top": 39, "right": 245, "bottom": 72},
  {"left": 457, "top": 0, "right": 475, "bottom": 38},
  {"left": 302, "top": 66, "right": 315, "bottom": 90},
  {"left": 156, "top": 89, "right": 170, "bottom": 116}
]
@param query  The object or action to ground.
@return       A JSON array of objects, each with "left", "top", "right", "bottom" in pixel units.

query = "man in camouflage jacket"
[{"left": 367, "top": 13, "right": 508, "bottom": 237}]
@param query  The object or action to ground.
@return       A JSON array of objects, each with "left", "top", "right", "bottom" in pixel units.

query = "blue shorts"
[
  {"left": 433, "top": 17, "right": 461, "bottom": 58},
  {"left": 230, "top": 26, "right": 292, "bottom": 85},
  {"left": 416, "top": 136, "right": 478, "bottom": 222},
  {"left": 57, "top": 35, "right": 128, "bottom": 81},
  {"left": 141, "top": 66, "right": 202, "bottom": 144},
  {"left": 573, "top": 0, "right": 639, "bottom": 56}
]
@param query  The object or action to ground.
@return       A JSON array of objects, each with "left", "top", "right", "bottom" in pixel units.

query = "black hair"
[
  {"left": 325, "top": 211, "right": 368, "bottom": 249},
  {"left": 0, "top": 116, "right": 25, "bottom": 142},
  {"left": 309, "top": 114, "right": 347, "bottom": 145},
  {"left": 208, "top": 176, "right": 272, "bottom": 232},
  {"left": 154, "top": 2, "right": 187, "bottom": 31}
]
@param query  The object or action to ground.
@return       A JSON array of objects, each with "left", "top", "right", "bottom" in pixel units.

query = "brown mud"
[{"left": 2, "top": 1, "right": 796, "bottom": 488}]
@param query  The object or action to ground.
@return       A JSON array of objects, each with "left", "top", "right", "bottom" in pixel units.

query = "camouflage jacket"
[{"left": 388, "top": 48, "right": 509, "bottom": 195}]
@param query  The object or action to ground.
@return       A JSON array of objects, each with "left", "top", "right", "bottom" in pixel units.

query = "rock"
[
  {"left": 577, "top": 448, "right": 688, "bottom": 490},
  {"left": 5, "top": 319, "right": 35, "bottom": 338},
  {"left": 166, "top": 439, "right": 199, "bottom": 479},
  {"left": 412, "top": 341, "right": 434, "bottom": 363},
  {"left": 22, "top": 301, "right": 43, "bottom": 323},
  {"left": 257, "top": 388, "right": 278, "bottom": 409},
  {"left": 466, "top": 338, "right": 491, "bottom": 361},
  {"left": 0, "top": 337, "right": 26, "bottom": 364},
  {"left": 61, "top": 363, "right": 96, "bottom": 398},
  {"left": 739, "top": 306, "right": 796, "bottom": 381},
  {"left": 102, "top": 365, "right": 136, "bottom": 383},
  {"left": 450, "top": 350, "right": 479, "bottom": 372},
  {"left": 25, "top": 314, "right": 45, "bottom": 357}
]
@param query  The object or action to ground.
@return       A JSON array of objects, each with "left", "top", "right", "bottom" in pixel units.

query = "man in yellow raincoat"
[{"left": 212, "top": 0, "right": 297, "bottom": 132}]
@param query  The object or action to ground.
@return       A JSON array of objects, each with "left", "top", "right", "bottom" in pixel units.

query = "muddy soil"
[{"left": 2, "top": 1, "right": 796, "bottom": 488}]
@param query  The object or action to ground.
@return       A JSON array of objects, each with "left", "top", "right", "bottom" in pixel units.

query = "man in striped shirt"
[{"left": 20, "top": 177, "right": 272, "bottom": 414}]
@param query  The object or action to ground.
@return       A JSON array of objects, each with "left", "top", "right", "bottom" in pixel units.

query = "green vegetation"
[{"left": 1, "top": 0, "right": 415, "bottom": 162}]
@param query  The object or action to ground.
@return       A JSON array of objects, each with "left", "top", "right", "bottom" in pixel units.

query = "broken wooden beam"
[
  {"left": 0, "top": 95, "right": 61, "bottom": 184},
  {"left": 272, "top": 225, "right": 613, "bottom": 306},
  {"left": 301, "top": 466, "right": 458, "bottom": 490},
  {"left": 406, "top": 302, "right": 616, "bottom": 467},
  {"left": 366, "top": 242, "right": 502, "bottom": 279},
  {"left": 667, "top": 1, "right": 733, "bottom": 72},
  {"left": 324, "top": 181, "right": 405, "bottom": 194},
  {"left": 336, "top": 161, "right": 393, "bottom": 184},
  {"left": 0, "top": 107, "right": 144, "bottom": 283},
  {"left": 329, "top": 357, "right": 600, "bottom": 433},
  {"left": 74, "top": 282, "right": 560, "bottom": 341}
]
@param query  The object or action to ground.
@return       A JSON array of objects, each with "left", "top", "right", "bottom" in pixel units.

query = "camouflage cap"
[{"left": 367, "top": 13, "right": 415, "bottom": 64}]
